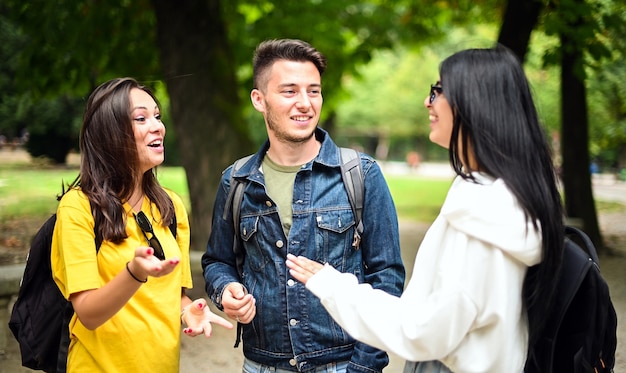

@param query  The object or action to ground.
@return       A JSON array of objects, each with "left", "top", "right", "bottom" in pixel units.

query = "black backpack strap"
[
  {"left": 339, "top": 148, "right": 364, "bottom": 249},
  {"left": 231, "top": 182, "right": 246, "bottom": 280},
  {"left": 565, "top": 225, "right": 599, "bottom": 264},
  {"left": 222, "top": 155, "right": 253, "bottom": 349},
  {"left": 223, "top": 155, "right": 253, "bottom": 279},
  {"left": 167, "top": 197, "right": 178, "bottom": 238},
  {"left": 223, "top": 155, "right": 254, "bottom": 224},
  {"left": 56, "top": 303, "right": 74, "bottom": 373}
]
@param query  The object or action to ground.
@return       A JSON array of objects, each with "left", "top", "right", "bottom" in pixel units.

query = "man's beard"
[{"left": 265, "top": 101, "right": 316, "bottom": 144}]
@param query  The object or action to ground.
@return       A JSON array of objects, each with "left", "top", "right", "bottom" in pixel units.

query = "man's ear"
[{"left": 250, "top": 89, "right": 265, "bottom": 113}]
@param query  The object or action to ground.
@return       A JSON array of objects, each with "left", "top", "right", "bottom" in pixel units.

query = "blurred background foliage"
[
  {"left": 0, "top": 2, "right": 623, "bottom": 171},
  {"left": 0, "top": 0, "right": 624, "bottom": 249}
]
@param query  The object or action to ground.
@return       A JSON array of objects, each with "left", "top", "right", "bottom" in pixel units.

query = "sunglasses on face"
[
  {"left": 429, "top": 84, "right": 443, "bottom": 104},
  {"left": 134, "top": 211, "right": 166, "bottom": 260}
]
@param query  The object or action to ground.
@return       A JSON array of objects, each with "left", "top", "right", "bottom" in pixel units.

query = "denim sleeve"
[
  {"left": 201, "top": 167, "right": 241, "bottom": 310},
  {"left": 349, "top": 159, "right": 406, "bottom": 373}
]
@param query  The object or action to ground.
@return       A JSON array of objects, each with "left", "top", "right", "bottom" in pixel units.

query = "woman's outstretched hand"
[
  {"left": 182, "top": 298, "right": 233, "bottom": 338},
  {"left": 286, "top": 254, "right": 325, "bottom": 285}
]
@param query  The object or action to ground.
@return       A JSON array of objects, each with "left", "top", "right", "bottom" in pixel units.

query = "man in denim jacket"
[{"left": 202, "top": 39, "right": 405, "bottom": 373}]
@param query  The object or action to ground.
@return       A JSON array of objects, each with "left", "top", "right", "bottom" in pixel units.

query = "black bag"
[
  {"left": 525, "top": 226, "right": 617, "bottom": 373},
  {"left": 9, "top": 207, "right": 177, "bottom": 372},
  {"left": 8, "top": 214, "right": 71, "bottom": 373}
]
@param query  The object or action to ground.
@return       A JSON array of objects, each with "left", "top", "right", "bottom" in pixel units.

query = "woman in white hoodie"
[{"left": 286, "top": 46, "right": 564, "bottom": 373}]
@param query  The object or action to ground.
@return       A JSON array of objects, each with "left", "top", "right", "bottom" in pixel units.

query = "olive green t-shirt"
[{"left": 262, "top": 155, "right": 302, "bottom": 237}]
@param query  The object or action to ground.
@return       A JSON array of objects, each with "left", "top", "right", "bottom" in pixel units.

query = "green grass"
[
  {"left": 155, "top": 167, "right": 190, "bottom": 204},
  {"left": 0, "top": 166, "right": 191, "bottom": 220},
  {"left": 386, "top": 176, "right": 452, "bottom": 222},
  {"left": 1, "top": 164, "right": 621, "bottom": 224},
  {"left": 0, "top": 165, "right": 448, "bottom": 222},
  {"left": 0, "top": 168, "right": 78, "bottom": 218}
]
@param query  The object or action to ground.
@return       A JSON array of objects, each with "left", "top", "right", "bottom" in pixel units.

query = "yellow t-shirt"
[{"left": 51, "top": 188, "right": 192, "bottom": 373}]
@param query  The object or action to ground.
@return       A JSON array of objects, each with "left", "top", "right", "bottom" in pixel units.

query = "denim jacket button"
[
  {"left": 276, "top": 240, "right": 284, "bottom": 248},
  {"left": 289, "top": 319, "right": 298, "bottom": 326},
  {"left": 265, "top": 200, "right": 272, "bottom": 207},
  {"left": 287, "top": 279, "right": 295, "bottom": 286},
  {"left": 289, "top": 358, "right": 297, "bottom": 366}
]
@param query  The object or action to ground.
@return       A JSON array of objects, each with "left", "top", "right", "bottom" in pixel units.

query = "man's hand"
[
  {"left": 221, "top": 282, "right": 256, "bottom": 324},
  {"left": 182, "top": 298, "right": 233, "bottom": 338}
]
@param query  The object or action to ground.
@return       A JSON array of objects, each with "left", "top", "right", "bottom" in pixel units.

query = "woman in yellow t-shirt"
[{"left": 51, "top": 77, "right": 232, "bottom": 372}]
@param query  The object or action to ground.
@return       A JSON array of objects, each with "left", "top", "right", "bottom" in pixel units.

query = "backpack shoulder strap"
[
  {"left": 339, "top": 147, "right": 364, "bottom": 249},
  {"left": 223, "top": 155, "right": 254, "bottom": 223},
  {"left": 222, "top": 155, "right": 254, "bottom": 279},
  {"left": 169, "top": 214, "right": 177, "bottom": 238},
  {"left": 222, "top": 155, "right": 253, "bottom": 349},
  {"left": 565, "top": 225, "right": 599, "bottom": 264},
  {"left": 167, "top": 197, "right": 178, "bottom": 238}
]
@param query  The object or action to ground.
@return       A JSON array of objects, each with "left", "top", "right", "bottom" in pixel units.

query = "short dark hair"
[{"left": 252, "top": 39, "right": 327, "bottom": 91}]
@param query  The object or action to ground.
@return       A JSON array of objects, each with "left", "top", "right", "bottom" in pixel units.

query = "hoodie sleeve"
[
  {"left": 305, "top": 175, "right": 542, "bottom": 368},
  {"left": 306, "top": 263, "right": 478, "bottom": 362}
]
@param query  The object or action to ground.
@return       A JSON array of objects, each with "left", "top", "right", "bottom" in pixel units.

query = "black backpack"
[
  {"left": 8, "top": 207, "right": 177, "bottom": 373},
  {"left": 525, "top": 225, "right": 617, "bottom": 373},
  {"left": 222, "top": 148, "right": 365, "bottom": 347}
]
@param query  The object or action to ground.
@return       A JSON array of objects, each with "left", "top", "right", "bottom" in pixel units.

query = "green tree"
[
  {"left": 335, "top": 25, "right": 498, "bottom": 161},
  {"left": 547, "top": 0, "right": 624, "bottom": 250},
  {"left": 586, "top": 1, "right": 626, "bottom": 172},
  {"left": 588, "top": 59, "right": 626, "bottom": 171},
  {"left": 498, "top": 0, "right": 626, "bottom": 251},
  {"left": 22, "top": 95, "right": 82, "bottom": 164},
  {"left": 0, "top": 14, "right": 26, "bottom": 146},
  {"left": 5, "top": 0, "right": 470, "bottom": 248},
  {"left": 6, "top": 0, "right": 623, "bottom": 250}
]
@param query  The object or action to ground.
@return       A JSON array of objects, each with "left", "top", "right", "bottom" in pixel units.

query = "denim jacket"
[{"left": 202, "top": 128, "right": 405, "bottom": 372}]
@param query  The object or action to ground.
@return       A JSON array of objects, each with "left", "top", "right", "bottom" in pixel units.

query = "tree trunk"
[
  {"left": 499, "top": 0, "right": 605, "bottom": 252},
  {"left": 496, "top": 0, "right": 544, "bottom": 60},
  {"left": 151, "top": 0, "right": 254, "bottom": 251},
  {"left": 560, "top": 32, "right": 605, "bottom": 251}
]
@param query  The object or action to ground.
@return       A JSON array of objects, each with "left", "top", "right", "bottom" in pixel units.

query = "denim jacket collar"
[{"left": 232, "top": 127, "right": 341, "bottom": 180}]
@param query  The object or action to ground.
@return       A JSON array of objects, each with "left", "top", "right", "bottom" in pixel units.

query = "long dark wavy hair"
[
  {"left": 439, "top": 46, "right": 564, "bottom": 357},
  {"left": 62, "top": 77, "right": 174, "bottom": 244}
]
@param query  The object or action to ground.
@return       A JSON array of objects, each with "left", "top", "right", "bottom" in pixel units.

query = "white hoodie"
[{"left": 306, "top": 173, "right": 542, "bottom": 373}]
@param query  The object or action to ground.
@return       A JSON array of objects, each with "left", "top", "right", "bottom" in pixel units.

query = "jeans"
[
  {"left": 403, "top": 361, "right": 453, "bottom": 373},
  {"left": 243, "top": 358, "right": 349, "bottom": 373}
]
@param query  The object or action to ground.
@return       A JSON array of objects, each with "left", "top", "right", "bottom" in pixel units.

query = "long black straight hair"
[{"left": 439, "top": 46, "right": 564, "bottom": 354}]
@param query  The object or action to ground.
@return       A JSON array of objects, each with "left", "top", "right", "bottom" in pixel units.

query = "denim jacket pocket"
[
  {"left": 315, "top": 209, "right": 355, "bottom": 233},
  {"left": 240, "top": 215, "right": 270, "bottom": 271},
  {"left": 240, "top": 215, "right": 258, "bottom": 241},
  {"left": 314, "top": 210, "right": 358, "bottom": 270}
]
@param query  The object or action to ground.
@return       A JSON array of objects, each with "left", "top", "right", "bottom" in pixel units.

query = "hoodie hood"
[{"left": 440, "top": 173, "right": 542, "bottom": 266}]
